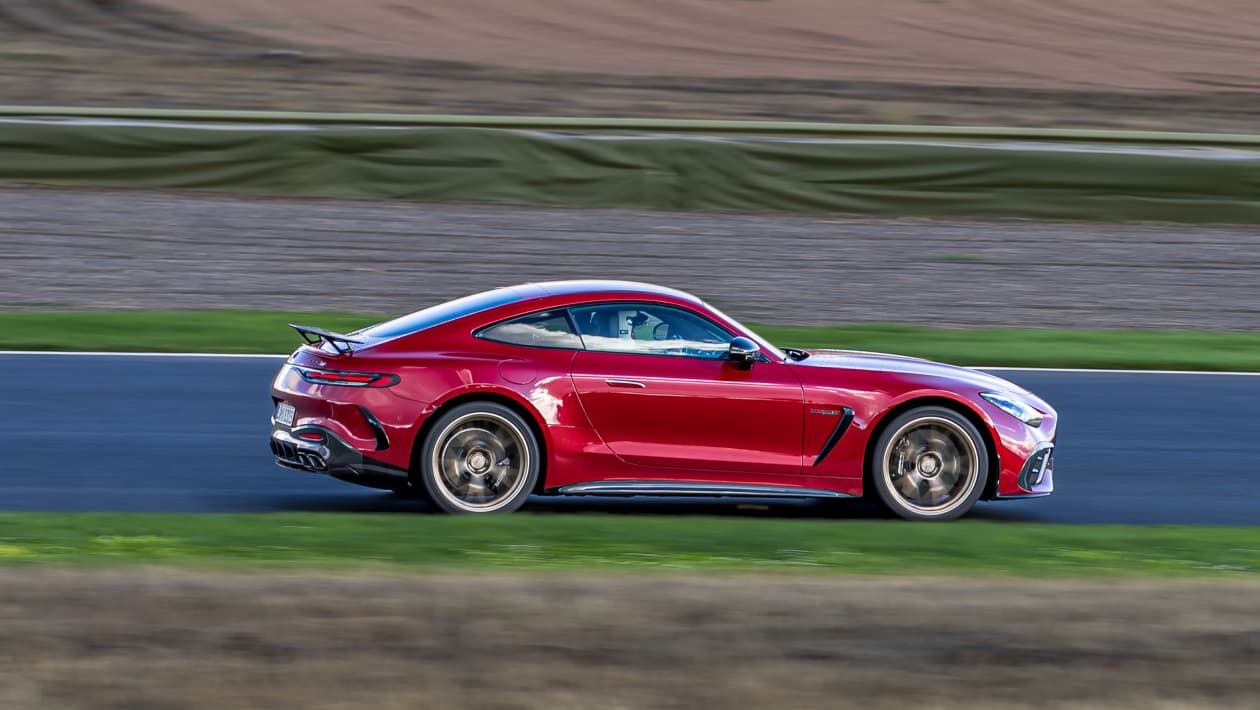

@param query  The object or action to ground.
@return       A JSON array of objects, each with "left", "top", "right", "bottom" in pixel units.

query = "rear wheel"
[
  {"left": 869, "top": 406, "right": 988, "bottom": 521},
  {"left": 419, "top": 402, "right": 539, "bottom": 514}
]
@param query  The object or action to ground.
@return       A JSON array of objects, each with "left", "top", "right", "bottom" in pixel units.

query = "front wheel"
[
  {"left": 869, "top": 406, "right": 989, "bottom": 521},
  {"left": 418, "top": 402, "right": 540, "bottom": 514}
]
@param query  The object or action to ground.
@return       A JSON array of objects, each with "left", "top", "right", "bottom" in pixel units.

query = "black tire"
[
  {"left": 418, "top": 402, "right": 540, "bottom": 514},
  {"left": 868, "top": 406, "right": 989, "bottom": 521}
]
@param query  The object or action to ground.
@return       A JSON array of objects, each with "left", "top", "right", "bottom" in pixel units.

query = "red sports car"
[{"left": 270, "top": 281, "right": 1055, "bottom": 520}]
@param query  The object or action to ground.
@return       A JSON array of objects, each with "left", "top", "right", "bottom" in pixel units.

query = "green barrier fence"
[{"left": 2, "top": 110, "right": 1259, "bottom": 221}]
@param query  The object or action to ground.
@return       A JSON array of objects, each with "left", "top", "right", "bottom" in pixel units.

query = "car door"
[{"left": 568, "top": 302, "right": 805, "bottom": 474}]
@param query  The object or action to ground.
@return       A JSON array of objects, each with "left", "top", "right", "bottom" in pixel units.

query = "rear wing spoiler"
[{"left": 288, "top": 324, "right": 364, "bottom": 355}]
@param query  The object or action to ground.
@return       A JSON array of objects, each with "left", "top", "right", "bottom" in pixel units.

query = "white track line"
[
  {"left": 978, "top": 366, "right": 1260, "bottom": 376},
  {"left": 1, "top": 350, "right": 1258, "bottom": 376}
]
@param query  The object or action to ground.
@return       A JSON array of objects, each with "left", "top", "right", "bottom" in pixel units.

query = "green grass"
[
  {"left": 2, "top": 310, "right": 1258, "bottom": 370},
  {"left": 752, "top": 323, "right": 1260, "bottom": 370},
  {"left": 0, "top": 310, "right": 371, "bottom": 354},
  {"left": 0, "top": 513, "right": 1257, "bottom": 577}
]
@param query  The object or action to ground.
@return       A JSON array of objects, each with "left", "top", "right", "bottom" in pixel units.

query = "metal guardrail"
[{"left": 2, "top": 106, "right": 1260, "bottom": 147}]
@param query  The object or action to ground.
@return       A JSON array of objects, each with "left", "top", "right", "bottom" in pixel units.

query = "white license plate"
[{"left": 274, "top": 402, "right": 296, "bottom": 426}]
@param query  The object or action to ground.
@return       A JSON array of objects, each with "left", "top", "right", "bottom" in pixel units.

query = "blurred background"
[
  {"left": 3, "top": 0, "right": 1259, "bottom": 129},
  {"left": 2, "top": 2, "right": 1260, "bottom": 709}
]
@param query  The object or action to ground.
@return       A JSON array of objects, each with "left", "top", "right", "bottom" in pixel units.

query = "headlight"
[{"left": 980, "top": 391, "right": 1043, "bottom": 427}]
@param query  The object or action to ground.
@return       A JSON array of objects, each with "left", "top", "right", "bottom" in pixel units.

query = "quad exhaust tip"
[{"left": 270, "top": 435, "right": 328, "bottom": 472}]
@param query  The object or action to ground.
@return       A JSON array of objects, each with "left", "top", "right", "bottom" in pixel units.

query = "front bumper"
[
  {"left": 1017, "top": 443, "right": 1054, "bottom": 492},
  {"left": 270, "top": 425, "right": 409, "bottom": 490},
  {"left": 977, "top": 396, "right": 1057, "bottom": 500},
  {"left": 994, "top": 440, "right": 1055, "bottom": 499}
]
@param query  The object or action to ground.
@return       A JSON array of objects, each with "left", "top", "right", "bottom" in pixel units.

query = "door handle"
[{"left": 605, "top": 379, "right": 646, "bottom": 389}]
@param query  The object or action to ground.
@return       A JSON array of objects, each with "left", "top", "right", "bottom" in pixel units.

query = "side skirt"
[{"left": 552, "top": 481, "right": 855, "bottom": 499}]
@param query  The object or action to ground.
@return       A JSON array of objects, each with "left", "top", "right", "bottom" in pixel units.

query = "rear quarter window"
[{"left": 477, "top": 310, "right": 583, "bottom": 350}]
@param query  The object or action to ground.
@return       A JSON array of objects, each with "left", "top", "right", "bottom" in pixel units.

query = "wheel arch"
[
  {"left": 862, "top": 395, "right": 1001, "bottom": 501},
  {"left": 409, "top": 390, "right": 551, "bottom": 493}
]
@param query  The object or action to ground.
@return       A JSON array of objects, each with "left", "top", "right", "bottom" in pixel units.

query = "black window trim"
[
  {"left": 564, "top": 300, "right": 766, "bottom": 363},
  {"left": 473, "top": 300, "right": 773, "bottom": 363}
]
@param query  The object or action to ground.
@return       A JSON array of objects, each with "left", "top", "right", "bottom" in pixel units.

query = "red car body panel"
[
  {"left": 270, "top": 281, "right": 1056, "bottom": 503},
  {"left": 570, "top": 350, "right": 805, "bottom": 474}
]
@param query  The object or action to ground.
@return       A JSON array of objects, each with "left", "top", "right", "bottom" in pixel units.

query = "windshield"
[
  {"left": 701, "top": 301, "right": 786, "bottom": 362},
  {"left": 355, "top": 288, "right": 524, "bottom": 340}
]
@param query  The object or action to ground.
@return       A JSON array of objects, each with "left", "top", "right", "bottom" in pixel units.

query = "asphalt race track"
[{"left": 3, "top": 353, "right": 1255, "bottom": 525}]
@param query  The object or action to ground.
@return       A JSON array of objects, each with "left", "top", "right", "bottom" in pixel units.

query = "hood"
[{"left": 796, "top": 349, "right": 1036, "bottom": 396}]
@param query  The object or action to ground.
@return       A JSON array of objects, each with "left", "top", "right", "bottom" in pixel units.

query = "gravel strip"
[{"left": 3, "top": 187, "right": 1260, "bottom": 330}]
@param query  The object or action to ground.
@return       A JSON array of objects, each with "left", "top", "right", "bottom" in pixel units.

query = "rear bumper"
[{"left": 270, "top": 425, "right": 409, "bottom": 490}]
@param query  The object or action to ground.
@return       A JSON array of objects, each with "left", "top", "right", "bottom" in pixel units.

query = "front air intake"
[{"left": 1018, "top": 447, "right": 1054, "bottom": 490}]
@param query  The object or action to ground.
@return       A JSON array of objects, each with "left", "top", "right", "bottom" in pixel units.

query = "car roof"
[
  {"left": 354, "top": 280, "right": 706, "bottom": 343},
  {"left": 530, "top": 280, "right": 703, "bottom": 304}
]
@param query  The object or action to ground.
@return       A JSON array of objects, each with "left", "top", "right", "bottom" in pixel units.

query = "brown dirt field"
[
  {"left": 2, "top": 568, "right": 1260, "bottom": 709},
  {"left": 148, "top": 0, "right": 1260, "bottom": 93},
  {"left": 2, "top": 0, "right": 1260, "bottom": 130}
]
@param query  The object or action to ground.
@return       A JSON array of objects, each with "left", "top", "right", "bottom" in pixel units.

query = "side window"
[
  {"left": 478, "top": 310, "right": 583, "bottom": 350},
  {"left": 570, "top": 303, "right": 734, "bottom": 359}
]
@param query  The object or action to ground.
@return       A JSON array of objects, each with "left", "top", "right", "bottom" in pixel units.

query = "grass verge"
[
  {"left": 2, "top": 310, "right": 1260, "bottom": 370},
  {"left": 0, "top": 513, "right": 1257, "bottom": 577}
]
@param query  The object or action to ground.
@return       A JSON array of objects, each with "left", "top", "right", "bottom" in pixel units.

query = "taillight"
[{"left": 296, "top": 367, "right": 399, "bottom": 388}]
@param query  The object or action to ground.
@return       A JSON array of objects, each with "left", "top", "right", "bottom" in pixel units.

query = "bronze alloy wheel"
[
  {"left": 871, "top": 406, "right": 989, "bottom": 520},
  {"left": 421, "top": 402, "right": 540, "bottom": 514}
]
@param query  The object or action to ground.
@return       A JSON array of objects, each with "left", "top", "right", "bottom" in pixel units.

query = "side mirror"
[{"left": 727, "top": 337, "right": 759, "bottom": 369}]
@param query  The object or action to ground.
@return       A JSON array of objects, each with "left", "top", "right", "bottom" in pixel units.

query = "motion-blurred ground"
[
  {"left": 3, "top": 569, "right": 1258, "bottom": 709},
  {"left": 3, "top": 0, "right": 1259, "bottom": 129},
  {"left": 2, "top": 5, "right": 1258, "bottom": 708},
  {"left": 5, "top": 188, "right": 1259, "bottom": 330}
]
